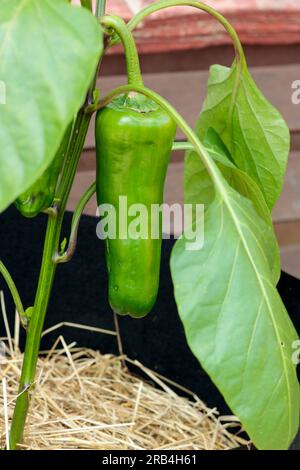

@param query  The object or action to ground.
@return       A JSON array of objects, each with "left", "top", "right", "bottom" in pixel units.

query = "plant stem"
[
  {"left": 54, "top": 181, "right": 96, "bottom": 264},
  {"left": 111, "top": 0, "right": 246, "bottom": 151},
  {"left": 101, "top": 15, "right": 143, "bottom": 86},
  {"left": 0, "top": 260, "right": 26, "bottom": 328},
  {"left": 96, "top": 0, "right": 107, "bottom": 18},
  {"left": 172, "top": 141, "right": 193, "bottom": 152},
  {"left": 87, "top": 0, "right": 107, "bottom": 105},
  {"left": 9, "top": 111, "right": 91, "bottom": 450},
  {"left": 125, "top": 0, "right": 245, "bottom": 65}
]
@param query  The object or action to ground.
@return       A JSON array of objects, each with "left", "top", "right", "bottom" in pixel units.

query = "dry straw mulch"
[{"left": 0, "top": 294, "right": 249, "bottom": 450}]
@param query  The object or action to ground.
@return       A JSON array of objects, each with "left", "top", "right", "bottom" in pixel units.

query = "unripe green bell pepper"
[{"left": 95, "top": 94, "right": 176, "bottom": 318}]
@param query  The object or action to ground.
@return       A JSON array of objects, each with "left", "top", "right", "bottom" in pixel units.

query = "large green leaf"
[
  {"left": 185, "top": 128, "right": 280, "bottom": 284},
  {"left": 171, "top": 151, "right": 299, "bottom": 449},
  {"left": 195, "top": 63, "right": 290, "bottom": 209},
  {"left": 0, "top": 0, "right": 102, "bottom": 213}
]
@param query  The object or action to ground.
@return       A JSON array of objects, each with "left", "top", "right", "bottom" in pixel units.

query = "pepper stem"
[
  {"left": 54, "top": 181, "right": 97, "bottom": 265},
  {"left": 101, "top": 15, "right": 143, "bottom": 87},
  {"left": 125, "top": 0, "right": 246, "bottom": 67},
  {"left": 109, "top": 2, "right": 246, "bottom": 131},
  {"left": 96, "top": 0, "right": 107, "bottom": 18}
]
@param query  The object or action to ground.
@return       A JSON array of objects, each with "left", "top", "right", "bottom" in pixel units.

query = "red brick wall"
[{"left": 73, "top": 0, "right": 300, "bottom": 52}]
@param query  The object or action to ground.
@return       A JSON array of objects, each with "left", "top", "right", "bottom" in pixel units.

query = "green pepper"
[
  {"left": 95, "top": 16, "right": 176, "bottom": 318},
  {"left": 95, "top": 15, "right": 176, "bottom": 318},
  {"left": 15, "top": 123, "right": 72, "bottom": 218},
  {"left": 95, "top": 94, "right": 176, "bottom": 318}
]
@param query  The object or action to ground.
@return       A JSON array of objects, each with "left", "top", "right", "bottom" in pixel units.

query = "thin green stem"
[
  {"left": 101, "top": 15, "right": 143, "bottom": 86},
  {"left": 9, "top": 111, "right": 91, "bottom": 450},
  {"left": 87, "top": 0, "right": 106, "bottom": 107},
  {"left": 54, "top": 181, "right": 96, "bottom": 264},
  {"left": 125, "top": 0, "right": 245, "bottom": 65},
  {"left": 123, "top": 1, "right": 246, "bottom": 150},
  {"left": 9, "top": 217, "right": 57, "bottom": 450},
  {"left": 172, "top": 141, "right": 193, "bottom": 152},
  {"left": 96, "top": 0, "right": 107, "bottom": 18},
  {"left": 0, "top": 260, "right": 27, "bottom": 328}
]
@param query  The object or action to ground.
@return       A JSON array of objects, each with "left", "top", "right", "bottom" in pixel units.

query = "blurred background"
[{"left": 71, "top": 0, "right": 300, "bottom": 278}]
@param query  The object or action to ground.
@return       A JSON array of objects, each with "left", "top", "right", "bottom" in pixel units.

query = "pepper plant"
[{"left": 0, "top": 0, "right": 298, "bottom": 451}]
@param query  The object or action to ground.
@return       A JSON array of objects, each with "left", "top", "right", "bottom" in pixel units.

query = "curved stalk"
[
  {"left": 54, "top": 181, "right": 96, "bottom": 264},
  {"left": 124, "top": 0, "right": 245, "bottom": 65},
  {"left": 110, "top": 2, "right": 245, "bottom": 133},
  {"left": 0, "top": 260, "right": 27, "bottom": 329},
  {"left": 101, "top": 15, "right": 143, "bottom": 86}
]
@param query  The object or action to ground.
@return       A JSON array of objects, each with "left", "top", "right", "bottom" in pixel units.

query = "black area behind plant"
[{"left": 1, "top": 206, "right": 300, "bottom": 420}]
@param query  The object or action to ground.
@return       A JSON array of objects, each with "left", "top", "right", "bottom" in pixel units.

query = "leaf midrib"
[
  {"left": 196, "top": 129, "right": 293, "bottom": 443},
  {"left": 191, "top": 74, "right": 289, "bottom": 389},
  {"left": 219, "top": 188, "right": 293, "bottom": 444}
]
